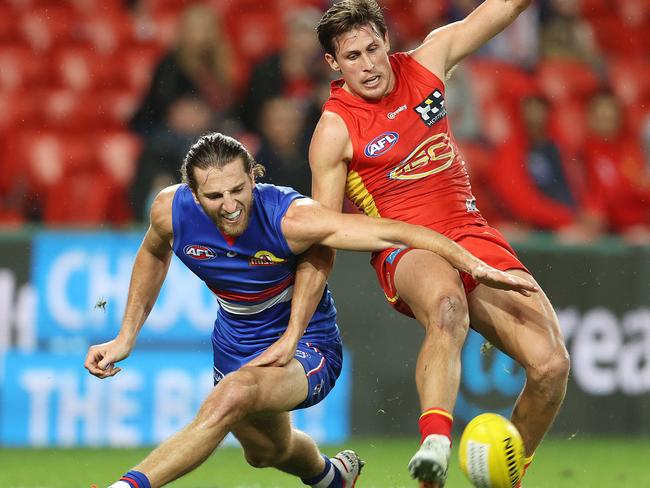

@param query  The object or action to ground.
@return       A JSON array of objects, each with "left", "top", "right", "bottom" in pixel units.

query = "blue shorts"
[{"left": 212, "top": 337, "right": 343, "bottom": 410}]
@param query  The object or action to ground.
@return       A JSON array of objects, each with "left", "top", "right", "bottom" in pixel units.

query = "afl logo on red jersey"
[
  {"left": 184, "top": 244, "right": 216, "bottom": 260},
  {"left": 364, "top": 131, "right": 399, "bottom": 158}
]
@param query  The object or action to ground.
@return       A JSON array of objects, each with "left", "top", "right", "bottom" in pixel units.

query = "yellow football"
[{"left": 458, "top": 413, "right": 525, "bottom": 488}]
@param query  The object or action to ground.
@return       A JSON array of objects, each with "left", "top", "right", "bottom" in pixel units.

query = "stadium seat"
[
  {"left": 578, "top": 0, "right": 616, "bottom": 19},
  {"left": 115, "top": 43, "right": 163, "bottom": 95},
  {"left": 42, "top": 89, "right": 89, "bottom": 131},
  {"left": 18, "top": 5, "right": 78, "bottom": 51},
  {"left": 0, "top": 91, "right": 43, "bottom": 132},
  {"left": 0, "top": 45, "right": 50, "bottom": 92},
  {"left": 536, "top": 59, "right": 600, "bottom": 104},
  {"left": 78, "top": 12, "right": 135, "bottom": 55},
  {"left": 42, "top": 170, "right": 113, "bottom": 225},
  {"left": 0, "top": 4, "right": 19, "bottom": 43},
  {"left": 96, "top": 131, "right": 142, "bottom": 188},
  {"left": 609, "top": 59, "right": 650, "bottom": 107},
  {"left": 468, "top": 60, "right": 537, "bottom": 106},
  {"left": 588, "top": 18, "right": 647, "bottom": 59},
  {"left": 52, "top": 44, "right": 122, "bottom": 91},
  {"left": 224, "top": 3, "right": 284, "bottom": 65}
]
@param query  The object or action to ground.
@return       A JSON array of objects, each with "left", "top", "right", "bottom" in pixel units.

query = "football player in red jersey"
[{"left": 309, "top": 1, "right": 569, "bottom": 486}]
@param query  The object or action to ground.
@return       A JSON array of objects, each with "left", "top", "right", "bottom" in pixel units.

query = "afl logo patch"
[
  {"left": 184, "top": 244, "right": 216, "bottom": 260},
  {"left": 364, "top": 131, "right": 399, "bottom": 158}
]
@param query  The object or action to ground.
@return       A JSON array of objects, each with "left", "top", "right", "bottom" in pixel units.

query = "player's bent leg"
[
  {"left": 394, "top": 250, "right": 470, "bottom": 487},
  {"left": 234, "top": 405, "right": 364, "bottom": 487},
  {"left": 125, "top": 360, "right": 309, "bottom": 487},
  {"left": 234, "top": 411, "right": 323, "bottom": 477},
  {"left": 467, "top": 269, "right": 570, "bottom": 456}
]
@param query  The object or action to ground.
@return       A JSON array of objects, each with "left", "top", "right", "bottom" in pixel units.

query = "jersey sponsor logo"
[
  {"left": 387, "top": 133, "right": 455, "bottom": 180},
  {"left": 414, "top": 89, "right": 447, "bottom": 127},
  {"left": 184, "top": 244, "right": 216, "bottom": 260},
  {"left": 387, "top": 104, "right": 407, "bottom": 119},
  {"left": 249, "top": 250, "right": 287, "bottom": 266},
  {"left": 466, "top": 198, "right": 478, "bottom": 213},
  {"left": 364, "top": 131, "right": 399, "bottom": 158},
  {"left": 226, "top": 250, "right": 238, "bottom": 258}
]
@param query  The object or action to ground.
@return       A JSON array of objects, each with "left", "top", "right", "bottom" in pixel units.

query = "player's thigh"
[
  {"left": 393, "top": 249, "right": 467, "bottom": 324},
  {"left": 467, "top": 269, "right": 567, "bottom": 370},
  {"left": 234, "top": 358, "right": 309, "bottom": 413}
]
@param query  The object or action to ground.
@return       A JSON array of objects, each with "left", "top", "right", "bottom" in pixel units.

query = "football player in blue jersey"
[{"left": 85, "top": 133, "right": 536, "bottom": 488}]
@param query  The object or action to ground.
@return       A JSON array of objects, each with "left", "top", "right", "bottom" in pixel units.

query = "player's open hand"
[
  {"left": 471, "top": 264, "right": 538, "bottom": 296},
  {"left": 84, "top": 338, "right": 132, "bottom": 379},
  {"left": 248, "top": 333, "right": 299, "bottom": 368}
]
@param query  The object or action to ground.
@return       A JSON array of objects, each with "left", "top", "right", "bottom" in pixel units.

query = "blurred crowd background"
[{"left": 0, "top": 0, "right": 649, "bottom": 245}]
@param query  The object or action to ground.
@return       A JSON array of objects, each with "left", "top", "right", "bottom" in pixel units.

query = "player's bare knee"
[
  {"left": 200, "top": 370, "right": 259, "bottom": 427},
  {"left": 423, "top": 294, "right": 469, "bottom": 343},
  {"left": 527, "top": 345, "right": 570, "bottom": 401}
]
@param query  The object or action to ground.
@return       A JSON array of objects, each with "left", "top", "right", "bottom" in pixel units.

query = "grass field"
[{"left": 3, "top": 436, "right": 649, "bottom": 487}]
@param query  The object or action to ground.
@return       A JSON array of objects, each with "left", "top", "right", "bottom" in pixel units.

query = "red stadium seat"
[
  {"left": 115, "top": 43, "right": 163, "bottom": 95},
  {"left": 52, "top": 44, "right": 122, "bottom": 91},
  {"left": 609, "top": 59, "right": 650, "bottom": 107},
  {"left": 588, "top": 18, "right": 647, "bottom": 59},
  {"left": 0, "top": 91, "right": 42, "bottom": 132},
  {"left": 536, "top": 60, "right": 600, "bottom": 104},
  {"left": 0, "top": 46, "right": 50, "bottom": 92},
  {"left": 78, "top": 12, "right": 136, "bottom": 55},
  {"left": 96, "top": 131, "right": 142, "bottom": 188},
  {"left": 224, "top": 3, "right": 284, "bottom": 65},
  {"left": 18, "top": 6, "right": 78, "bottom": 51},
  {"left": 69, "top": 0, "right": 124, "bottom": 16},
  {"left": 468, "top": 60, "right": 537, "bottom": 107},
  {"left": 0, "top": 4, "right": 19, "bottom": 43},
  {"left": 42, "top": 171, "right": 113, "bottom": 225},
  {"left": 579, "top": 0, "right": 614, "bottom": 19}
]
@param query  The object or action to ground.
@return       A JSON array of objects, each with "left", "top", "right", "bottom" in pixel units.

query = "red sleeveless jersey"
[{"left": 323, "top": 52, "right": 487, "bottom": 233}]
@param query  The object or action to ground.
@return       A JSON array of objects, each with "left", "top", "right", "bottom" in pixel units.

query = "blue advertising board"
[
  {"left": 33, "top": 231, "right": 219, "bottom": 344},
  {"left": 0, "top": 350, "right": 351, "bottom": 446}
]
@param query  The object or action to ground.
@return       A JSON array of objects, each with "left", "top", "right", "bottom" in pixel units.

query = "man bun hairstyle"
[
  {"left": 181, "top": 132, "right": 265, "bottom": 192},
  {"left": 316, "top": 0, "right": 387, "bottom": 57}
]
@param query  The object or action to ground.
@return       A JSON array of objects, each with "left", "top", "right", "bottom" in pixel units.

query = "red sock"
[{"left": 418, "top": 407, "right": 453, "bottom": 444}]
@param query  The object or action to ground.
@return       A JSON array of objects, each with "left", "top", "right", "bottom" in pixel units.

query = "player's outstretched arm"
[
  {"left": 412, "top": 0, "right": 532, "bottom": 77},
  {"left": 84, "top": 187, "right": 176, "bottom": 379},
  {"left": 282, "top": 199, "right": 538, "bottom": 296}
]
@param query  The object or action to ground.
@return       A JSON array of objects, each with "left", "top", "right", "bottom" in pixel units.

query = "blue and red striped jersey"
[{"left": 171, "top": 183, "right": 339, "bottom": 355}]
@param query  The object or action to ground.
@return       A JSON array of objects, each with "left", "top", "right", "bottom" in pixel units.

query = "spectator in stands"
[
  {"left": 449, "top": 0, "right": 539, "bottom": 68},
  {"left": 490, "top": 95, "right": 604, "bottom": 241},
  {"left": 130, "top": 4, "right": 234, "bottom": 137},
  {"left": 255, "top": 96, "right": 311, "bottom": 196},
  {"left": 130, "top": 95, "right": 214, "bottom": 220},
  {"left": 240, "top": 7, "right": 327, "bottom": 134},
  {"left": 582, "top": 91, "right": 650, "bottom": 244},
  {"left": 445, "top": 63, "right": 482, "bottom": 142},
  {"left": 539, "top": 0, "right": 602, "bottom": 68}
]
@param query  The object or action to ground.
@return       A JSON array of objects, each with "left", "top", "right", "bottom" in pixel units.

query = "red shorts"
[{"left": 370, "top": 224, "right": 529, "bottom": 318}]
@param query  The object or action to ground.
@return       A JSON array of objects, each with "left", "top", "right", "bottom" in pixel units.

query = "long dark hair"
[{"left": 181, "top": 132, "right": 265, "bottom": 192}]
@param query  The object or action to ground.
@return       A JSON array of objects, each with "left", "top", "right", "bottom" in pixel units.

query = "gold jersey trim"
[{"left": 345, "top": 170, "right": 382, "bottom": 218}]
